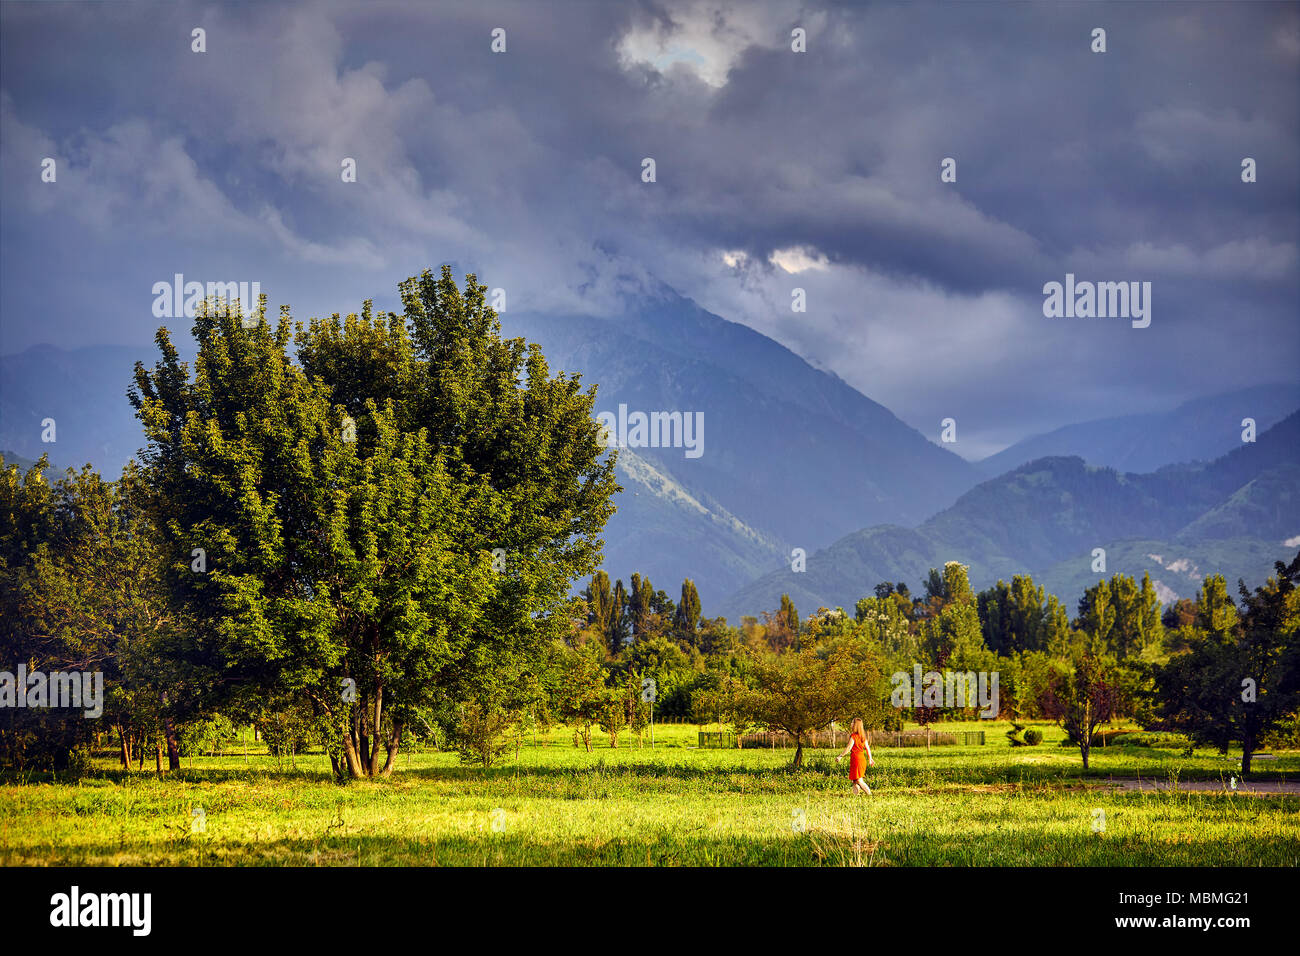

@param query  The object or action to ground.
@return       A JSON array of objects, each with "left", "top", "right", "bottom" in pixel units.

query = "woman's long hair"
[{"left": 850, "top": 717, "right": 864, "bottom": 739}]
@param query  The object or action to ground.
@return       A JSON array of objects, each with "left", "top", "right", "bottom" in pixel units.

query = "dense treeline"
[
  {"left": 574, "top": 556, "right": 1299, "bottom": 771},
  {"left": 6, "top": 441, "right": 1295, "bottom": 775}
]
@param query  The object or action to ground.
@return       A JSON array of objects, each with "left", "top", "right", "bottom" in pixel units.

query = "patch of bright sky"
[
  {"left": 770, "top": 246, "right": 830, "bottom": 274},
  {"left": 616, "top": 1, "right": 795, "bottom": 87}
]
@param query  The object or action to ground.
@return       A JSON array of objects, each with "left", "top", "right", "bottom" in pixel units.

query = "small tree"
[
  {"left": 1041, "top": 654, "right": 1117, "bottom": 769},
  {"left": 448, "top": 696, "right": 519, "bottom": 769},
  {"left": 0, "top": 457, "right": 186, "bottom": 772},
  {"left": 626, "top": 674, "right": 651, "bottom": 747},
  {"left": 597, "top": 685, "right": 628, "bottom": 749},
  {"left": 761, "top": 594, "right": 801, "bottom": 652},
  {"left": 674, "top": 578, "right": 702, "bottom": 646},
  {"left": 744, "top": 646, "right": 885, "bottom": 766},
  {"left": 558, "top": 640, "right": 605, "bottom": 752}
]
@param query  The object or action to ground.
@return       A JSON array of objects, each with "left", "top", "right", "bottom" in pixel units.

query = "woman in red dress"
[{"left": 836, "top": 717, "right": 875, "bottom": 795}]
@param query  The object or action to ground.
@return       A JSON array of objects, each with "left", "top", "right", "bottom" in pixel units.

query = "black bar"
[{"left": 3, "top": 866, "right": 1287, "bottom": 944}]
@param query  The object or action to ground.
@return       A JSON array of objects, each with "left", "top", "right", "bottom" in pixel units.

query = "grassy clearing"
[{"left": 3, "top": 721, "right": 1296, "bottom": 866}]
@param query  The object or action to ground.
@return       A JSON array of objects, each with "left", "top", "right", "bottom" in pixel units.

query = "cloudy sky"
[{"left": 2, "top": 0, "right": 1297, "bottom": 459}]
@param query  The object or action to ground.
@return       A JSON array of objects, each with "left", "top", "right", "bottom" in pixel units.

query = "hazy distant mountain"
[
  {"left": 0, "top": 344, "right": 151, "bottom": 474},
  {"left": 603, "top": 449, "right": 784, "bottom": 604},
  {"left": 502, "top": 289, "right": 983, "bottom": 549},
  {"left": 975, "top": 384, "right": 1300, "bottom": 477},
  {"left": 721, "top": 411, "right": 1300, "bottom": 617},
  {"left": 500, "top": 291, "right": 986, "bottom": 604}
]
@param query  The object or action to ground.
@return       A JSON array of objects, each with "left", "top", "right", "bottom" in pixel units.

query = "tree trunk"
[
  {"left": 350, "top": 699, "right": 372, "bottom": 776},
  {"left": 160, "top": 693, "right": 182, "bottom": 771},
  {"left": 155, "top": 740, "right": 163, "bottom": 774},
  {"left": 341, "top": 731, "right": 365, "bottom": 779},
  {"left": 792, "top": 736, "right": 804, "bottom": 767},
  {"left": 368, "top": 685, "right": 384, "bottom": 777},
  {"left": 379, "top": 721, "right": 401, "bottom": 777},
  {"left": 117, "top": 726, "right": 131, "bottom": 769},
  {"left": 1081, "top": 738, "right": 1090, "bottom": 770},
  {"left": 1241, "top": 733, "right": 1254, "bottom": 776},
  {"left": 338, "top": 701, "right": 367, "bottom": 779}
]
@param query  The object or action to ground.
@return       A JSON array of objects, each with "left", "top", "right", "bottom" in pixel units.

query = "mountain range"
[
  {"left": 499, "top": 288, "right": 982, "bottom": 605},
  {"left": 3, "top": 288, "right": 1297, "bottom": 617},
  {"left": 721, "top": 411, "right": 1300, "bottom": 618},
  {"left": 976, "top": 384, "right": 1300, "bottom": 477}
]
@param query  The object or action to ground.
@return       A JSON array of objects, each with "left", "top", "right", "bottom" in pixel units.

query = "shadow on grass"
[
  {"left": 5, "top": 750, "right": 1295, "bottom": 789},
  {"left": 6, "top": 825, "right": 1296, "bottom": 867},
  {"left": 0, "top": 766, "right": 343, "bottom": 787}
]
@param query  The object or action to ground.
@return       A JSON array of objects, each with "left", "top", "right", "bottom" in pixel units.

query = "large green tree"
[
  {"left": 1157, "top": 559, "right": 1300, "bottom": 775},
  {"left": 1076, "top": 573, "right": 1164, "bottom": 659},
  {"left": 130, "top": 268, "right": 618, "bottom": 778}
]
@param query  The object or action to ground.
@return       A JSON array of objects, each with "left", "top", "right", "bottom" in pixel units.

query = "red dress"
[{"left": 848, "top": 731, "right": 867, "bottom": 780}]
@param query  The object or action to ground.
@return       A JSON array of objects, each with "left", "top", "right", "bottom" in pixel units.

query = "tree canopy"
[{"left": 128, "top": 267, "right": 619, "bottom": 778}]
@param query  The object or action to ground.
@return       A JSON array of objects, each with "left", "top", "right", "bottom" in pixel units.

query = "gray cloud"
[{"left": 1, "top": 0, "right": 1296, "bottom": 456}]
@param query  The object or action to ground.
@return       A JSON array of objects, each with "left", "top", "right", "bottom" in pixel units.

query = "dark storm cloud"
[{"left": 1, "top": 0, "right": 1296, "bottom": 456}]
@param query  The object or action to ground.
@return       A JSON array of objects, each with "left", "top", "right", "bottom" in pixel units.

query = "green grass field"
[{"left": 3, "top": 721, "right": 1297, "bottom": 866}]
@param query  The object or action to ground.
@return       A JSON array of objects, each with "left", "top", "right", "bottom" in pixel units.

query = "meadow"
[{"left": 2, "top": 721, "right": 1296, "bottom": 867}]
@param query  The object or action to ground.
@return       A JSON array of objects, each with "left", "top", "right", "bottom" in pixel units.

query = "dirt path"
[{"left": 1104, "top": 777, "right": 1300, "bottom": 794}]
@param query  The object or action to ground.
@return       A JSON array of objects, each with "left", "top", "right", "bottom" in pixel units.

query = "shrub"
[
  {"left": 179, "top": 713, "right": 236, "bottom": 757},
  {"left": 1023, "top": 728, "right": 1042, "bottom": 746},
  {"left": 0, "top": 708, "right": 94, "bottom": 772},
  {"left": 1113, "top": 731, "right": 1191, "bottom": 749},
  {"left": 447, "top": 698, "right": 520, "bottom": 768},
  {"left": 65, "top": 745, "right": 95, "bottom": 778},
  {"left": 1261, "top": 712, "right": 1300, "bottom": 750}
]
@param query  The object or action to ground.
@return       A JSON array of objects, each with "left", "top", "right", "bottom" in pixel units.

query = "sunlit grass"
[{"left": 2, "top": 720, "right": 1295, "bottom": 866}]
